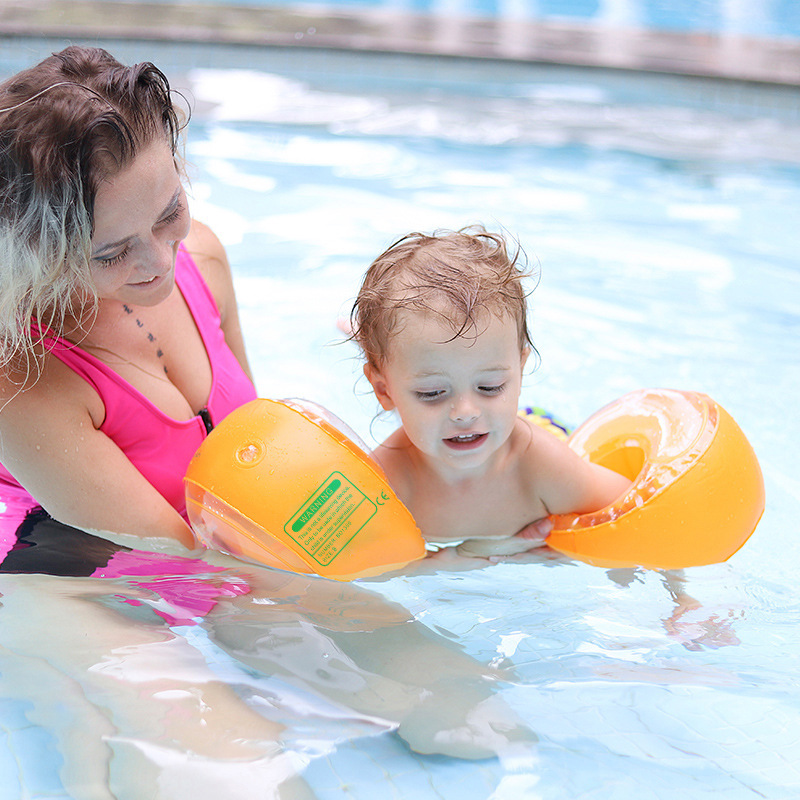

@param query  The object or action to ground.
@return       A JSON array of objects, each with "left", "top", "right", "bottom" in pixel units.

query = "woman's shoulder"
[
  {"left": 182, "top": 219, "right": 235, "bottom": 319},
  {"left": 0, "top": 351, "right": 105, "bottom": 429},
  {"left": 184, "top": 217, "right": 222, "bottom": 253},
  {"left": 183, "top": 220, "right": 229, "bottom": 276}
]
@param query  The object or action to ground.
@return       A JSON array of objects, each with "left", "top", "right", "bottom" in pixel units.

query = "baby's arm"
[
  {"left": 474, "top": 431, "right": 629, "bottom": 562},
  {"left": 529, "top": 424, "right": 631, "bottom": 516}
]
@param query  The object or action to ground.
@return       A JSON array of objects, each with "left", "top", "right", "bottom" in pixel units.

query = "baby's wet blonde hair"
[{"left": 351, "top": 225, "right": 537, "bottom": 369}]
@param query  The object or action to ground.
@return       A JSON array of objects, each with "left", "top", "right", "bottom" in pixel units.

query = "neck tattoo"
[{"left": 122, "top": 303, "right": 168, "bottom": 375}]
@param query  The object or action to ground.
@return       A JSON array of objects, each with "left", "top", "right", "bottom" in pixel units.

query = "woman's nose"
[{"left": 141, "top": 236, "right": 176, "bottom": 277}]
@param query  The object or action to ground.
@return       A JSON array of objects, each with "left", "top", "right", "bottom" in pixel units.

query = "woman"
[{"left": 0, "top": 45, "right": 257, "bottom": 566}]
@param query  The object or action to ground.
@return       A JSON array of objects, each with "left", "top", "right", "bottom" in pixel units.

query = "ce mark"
[{"left": 375, "top": 491, "right": 390, "bottom": 506}]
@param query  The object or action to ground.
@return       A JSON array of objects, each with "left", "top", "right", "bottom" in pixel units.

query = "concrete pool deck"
[{"left": 0, "top": 0, "right": 799, "bottom": 86}]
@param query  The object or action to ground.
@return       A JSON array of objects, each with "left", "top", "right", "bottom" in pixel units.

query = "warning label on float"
[{"left": 284, "top": 472, "right": 377, "bottom": 565}]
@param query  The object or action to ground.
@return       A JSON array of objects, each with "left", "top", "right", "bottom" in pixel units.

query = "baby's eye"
[
  {"left": 478, "top": 384, "right": 506, "bottom": 395},
  {"left": 415, "top": 389, "right": 445, "bottom": 401}
]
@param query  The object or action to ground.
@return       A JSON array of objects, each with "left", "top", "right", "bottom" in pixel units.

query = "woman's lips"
[{"left": 443, "top": 432, "right": 488, "bottom": 450}]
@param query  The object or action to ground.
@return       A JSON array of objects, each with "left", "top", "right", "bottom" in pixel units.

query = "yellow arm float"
[
  {"left": 185, "top": 398, "right": 426, "bottom": 580},
  {"left": 546, "top": 388, "right": 765, "bottom": 570}
]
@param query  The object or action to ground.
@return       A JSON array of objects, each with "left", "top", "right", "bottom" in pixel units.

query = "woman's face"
[{"left": 89, "top": 138, "right": 190, "bottom": 307}]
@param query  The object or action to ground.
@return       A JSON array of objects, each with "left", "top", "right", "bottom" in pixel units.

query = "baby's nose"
[{"left": 449, "top": 396, "right": 480, "bottom": 423}]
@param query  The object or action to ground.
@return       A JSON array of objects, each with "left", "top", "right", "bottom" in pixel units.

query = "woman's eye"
[
  {"left": 96, "top": 247, "right": 130, "bottom": 268},
  {"left": 159, "top": 201, "right": 185, "bottom": 226}
]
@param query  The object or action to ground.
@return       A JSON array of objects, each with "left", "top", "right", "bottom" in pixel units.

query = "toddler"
[{"left": 351, "top": 226, "right": 630, "bottom": 559}]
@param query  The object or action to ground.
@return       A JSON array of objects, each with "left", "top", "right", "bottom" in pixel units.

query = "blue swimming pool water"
[{"left": 1, "top": 35, "right": 799, "bottom": 800}]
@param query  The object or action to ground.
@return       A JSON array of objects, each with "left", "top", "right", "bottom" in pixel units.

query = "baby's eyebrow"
[
  {"left": 412, "top": 365, "right": 512, "bottom": 379},
  {"left": 477, "top": 365, "right": 513, "bottom": 374}
]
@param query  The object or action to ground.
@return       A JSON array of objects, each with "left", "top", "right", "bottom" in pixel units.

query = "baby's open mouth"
[{"left": 444, "top": 432, "right": 488, "bottom": 450}]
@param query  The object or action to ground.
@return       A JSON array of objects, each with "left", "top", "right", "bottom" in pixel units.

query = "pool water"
[{"left": 1, "top": 38, "right": 800, "bottom": 800}]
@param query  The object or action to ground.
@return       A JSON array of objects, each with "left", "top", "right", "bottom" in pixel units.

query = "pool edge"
[{"left": 1, "top": 0, "right": 799, "bottom": 87}]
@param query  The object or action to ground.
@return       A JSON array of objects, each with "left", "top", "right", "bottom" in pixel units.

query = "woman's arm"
[
  {"left": 0, "top": 363, "right": 196, "bottom": 547},
  {"left": 184, "top": 220, "right": 254, "bottom": 383}
]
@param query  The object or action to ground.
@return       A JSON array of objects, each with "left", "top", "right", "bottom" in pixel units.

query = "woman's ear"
[{"left": 364, "top": 363, "right": 396, "bottom": 411}]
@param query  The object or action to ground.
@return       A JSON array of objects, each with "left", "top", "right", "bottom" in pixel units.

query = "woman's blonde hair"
[
  {"left": 0, "top": 45, "right": 185, "bottom": 375},
  {"left": 351, "top": 225, "right": 537, "bottom": 369}
]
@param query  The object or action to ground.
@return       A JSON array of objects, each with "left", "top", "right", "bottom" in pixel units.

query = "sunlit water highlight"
[{"left": 1, "top": 39, "right": 799, "bottom": 800}]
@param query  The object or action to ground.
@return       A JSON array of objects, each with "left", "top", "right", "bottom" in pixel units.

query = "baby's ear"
[
  {"left": 520, "top": 346, "right": 532, "bottom": 371},
  {"left": 363, "top": 363, "right": 396, "bottom": 411}
]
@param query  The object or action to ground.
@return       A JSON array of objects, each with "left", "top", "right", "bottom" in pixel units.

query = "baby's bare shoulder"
[
  {"left": 372, "top": 429, "right": 417, "bottom": 494},
  {"left": 509, "top": 416, "right": 562, "bottom": 474}
]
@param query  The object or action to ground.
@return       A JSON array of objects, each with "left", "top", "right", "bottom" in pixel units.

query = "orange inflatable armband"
[
  {"left": 185, "top": 399, "right": 426, "bottom": 580},
  {"left": 546, "top": 388, "right": 765, "bottom": 570}
]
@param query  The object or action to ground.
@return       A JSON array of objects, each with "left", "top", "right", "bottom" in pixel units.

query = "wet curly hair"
[{"left": 350, "top": 225, "right": 537, "bottom": 369}]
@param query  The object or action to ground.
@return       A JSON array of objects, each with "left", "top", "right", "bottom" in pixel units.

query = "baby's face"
[{"left": 369, "top": 310, "right": 528, "bottom": 475}]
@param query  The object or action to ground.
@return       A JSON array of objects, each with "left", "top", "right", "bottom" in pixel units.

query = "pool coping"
[{"left": 1, "top": 0, "right": 799, "bottom": 87}]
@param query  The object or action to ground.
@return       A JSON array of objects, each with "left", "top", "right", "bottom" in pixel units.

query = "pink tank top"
[{"left": 0, "top": 245, "right": 257, "bottom": 553}]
